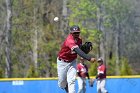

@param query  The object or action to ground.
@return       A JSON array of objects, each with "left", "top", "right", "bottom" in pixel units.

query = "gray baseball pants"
[{"left": 57, "top": 58, "right": 77, "bottom": 93}]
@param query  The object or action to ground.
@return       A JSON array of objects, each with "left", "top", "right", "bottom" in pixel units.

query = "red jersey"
[
  {"left": 97, "top": 64, "right": 106, "bottom": 79},
  {"left": 58, "top": 34, "right": 82, "bottom": 62},
  {"left": 77, "top": 63, "right": 88, "bottom": 78}
]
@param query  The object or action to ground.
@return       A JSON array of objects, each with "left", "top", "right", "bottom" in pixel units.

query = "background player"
[
  {"left": 96, "top": 58, "right": 108, "bottom": 93},
  {"left": 77, "top": 57, "right": 90, "bottom": 93}
]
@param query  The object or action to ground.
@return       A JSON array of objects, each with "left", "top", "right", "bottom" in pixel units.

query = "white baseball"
[{"left": 54, "top": 17, "right": 59, "bottom": 22}]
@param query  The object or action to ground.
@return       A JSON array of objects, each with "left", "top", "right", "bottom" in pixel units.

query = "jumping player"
[{"left": 57, "top": 25, "right": 96, "bottom": 93}]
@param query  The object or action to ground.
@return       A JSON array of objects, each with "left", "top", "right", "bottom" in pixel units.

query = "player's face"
[
  {"left": 72, "top": 32, "right": 80, "bottom": 39},
  {"left": 98, "top": 61, "right": 103, "bottom": 65}
]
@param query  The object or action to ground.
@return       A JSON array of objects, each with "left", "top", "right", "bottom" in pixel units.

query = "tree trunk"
[
  {"left": 32, "top": 28, "right": 38, "bottom": 71},
  {"left": 97, "top": 0, "right": 106, "bottom": 63},
  {"left": 5, "top": 0, "right": 12, "bottom": 78},
  {"left": 32, "top": 3, "right": 39, "bottom": 72},
  {"left": 115, "top": 19, "right": 120, "bottom": 75},
  {"left": 61, "top": 0, "right": 69, "bottom": 35}
]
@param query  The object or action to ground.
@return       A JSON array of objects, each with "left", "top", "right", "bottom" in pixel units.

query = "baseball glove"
[
  {"left": 80, "top": 42, "right": 93, "bottom": 54},
  {"left": 89, "top": 78, "right": 95, "bottom": 87}
]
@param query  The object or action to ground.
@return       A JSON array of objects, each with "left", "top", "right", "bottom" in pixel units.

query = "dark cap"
[
  {"left": 70, "top": 25, "right": 80, "bottom": 33},
  {"left": 97, "top": 58, "right": 103, "bottom": 62}
]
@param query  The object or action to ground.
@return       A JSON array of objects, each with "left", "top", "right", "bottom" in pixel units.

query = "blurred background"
[{"left": 0, "top": 0, "right": 140, "bottom": 78}]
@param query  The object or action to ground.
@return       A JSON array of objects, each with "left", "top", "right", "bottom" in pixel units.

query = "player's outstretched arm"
[{"left": 74, "top": 47, "right": 96, "bottom": 63}]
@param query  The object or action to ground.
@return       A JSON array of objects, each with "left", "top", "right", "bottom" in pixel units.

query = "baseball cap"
[
  {"left": 97, "top": 58, "right": 103, "bottom": 62},
  {"left": 70, "top": 25, "right": 80, "bottom": 33}
]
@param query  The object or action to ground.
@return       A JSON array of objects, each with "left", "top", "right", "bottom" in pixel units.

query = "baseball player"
[
  {"left": 77, "top": 58, "right": 90, "bottom": 93},
  {"left": 96, "top": 58, "right": 108, "bottom": 93},
  {"left": 57, "top": 25, "right": 96, "bottom": 93}
]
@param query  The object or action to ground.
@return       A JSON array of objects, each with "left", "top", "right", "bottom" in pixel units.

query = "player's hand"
[
  {"left": 90, "top": 58, "right": 96, "bottom": 63},
  {"left": 89, "top": 78, "right": 94, "bottom": 87}
]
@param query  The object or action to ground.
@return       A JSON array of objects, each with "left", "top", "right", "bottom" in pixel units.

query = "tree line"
[{"left": 0, "top": 0, "right": 140, "bottom": 78}]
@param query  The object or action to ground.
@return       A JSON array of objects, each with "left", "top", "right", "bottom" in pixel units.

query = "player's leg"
[
  {"left": 100, "top": 79, "right": 108, "bottom": 93},
  {"left": 57, "top": 58, "right": 69, "bottom": 89},
  {"left": 77, "top": 77, "right": 84, "bottom": 93},
  {"left": 83, "top": 78, "right": 86, "bottom": 93},
  {"left": 97, "top": 80, "right": 101, "bottom": 93},
  {"left": 67, "top": 60, "right": 77, "bottom": 93}
]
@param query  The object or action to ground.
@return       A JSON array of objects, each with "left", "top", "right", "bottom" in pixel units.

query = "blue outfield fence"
[{"left": 0, "top": 76, "right": 140, "bottom": 93}]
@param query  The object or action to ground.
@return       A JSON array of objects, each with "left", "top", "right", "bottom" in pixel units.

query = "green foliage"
[
  {"left": 107, "top": 57, "right": 117, "bottom": 75},
  {"left": 68, "top": 0, "right": 97, "bottom": 28},
  {"left": 120, "top": 58, "right": 133, "bottom": 75},
  {"left": 37, "top": 24, "right": 61, "bottom": 77},
  {"left": 88, "top": 62, "right": 98, "bottom": 76},
  {"left": 26, "top": 65, "right": 39, "bottom": 78},
  {"left": 0, "top": 68, "right": 4, "bottom": 78},
  {"left": 107, "top": 57, "right": 133, "bottom": 76},
  {"left": 0, "top": 49, "right": 5, "bottom": 78},
  {"left": 103, "top": 0, "right": 133, "bottom": 28}
]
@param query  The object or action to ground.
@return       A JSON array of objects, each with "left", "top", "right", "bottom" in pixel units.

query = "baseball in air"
[{"left": 54, "top": 17, "right": 59, "bottom": 22}]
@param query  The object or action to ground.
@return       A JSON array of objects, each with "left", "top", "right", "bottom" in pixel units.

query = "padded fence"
[{"left": 0, "top": 76, "right": 140, "bottom": 93}]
